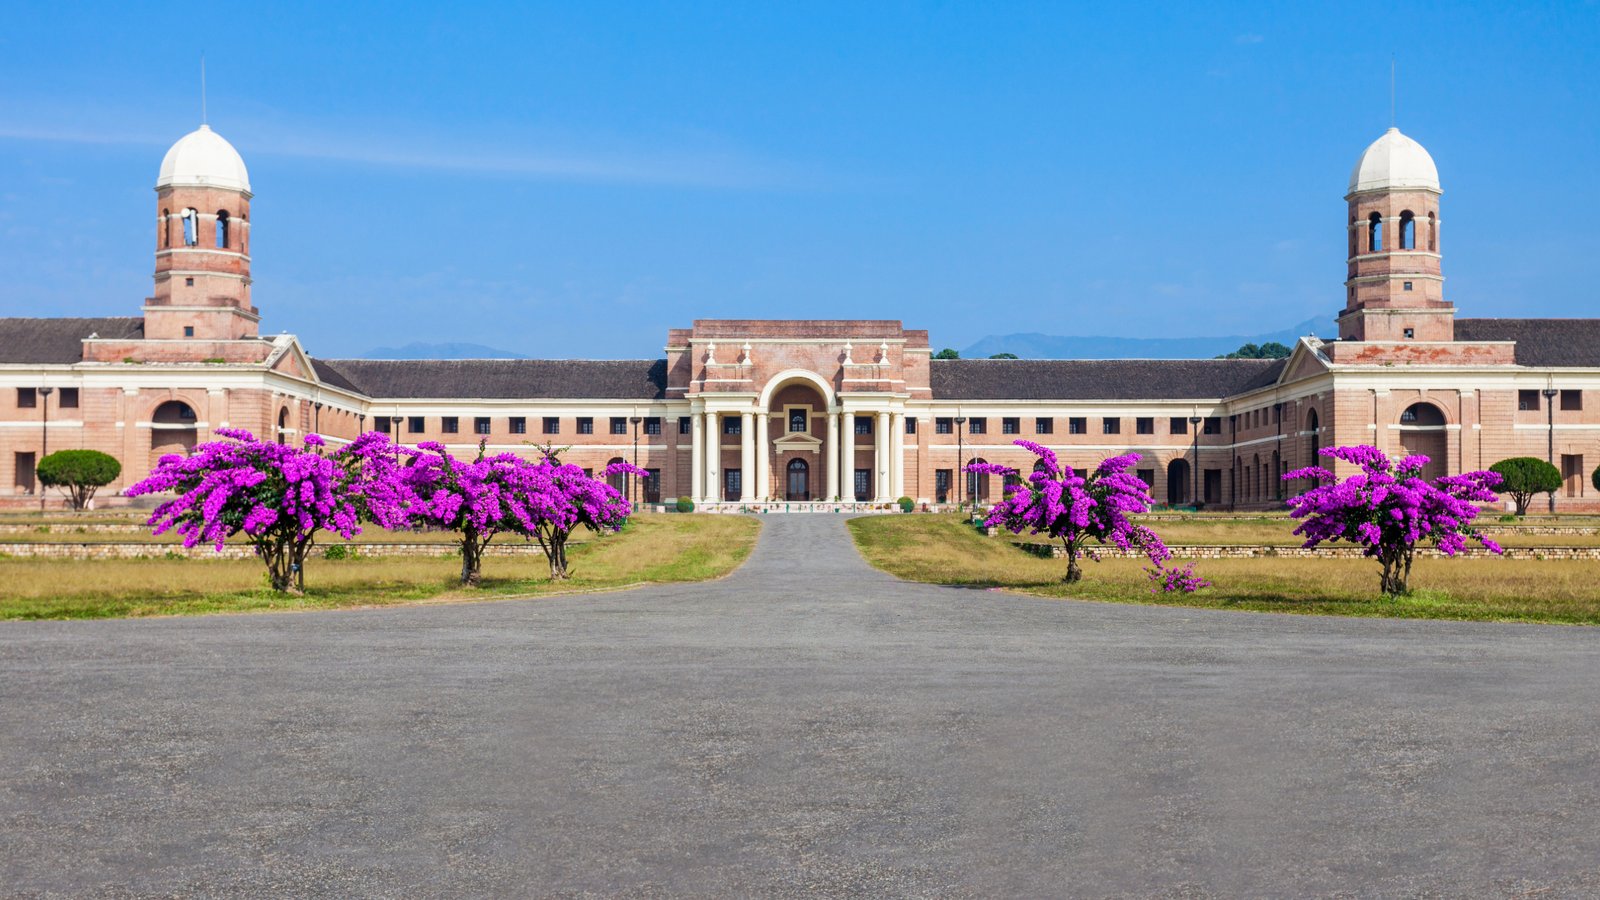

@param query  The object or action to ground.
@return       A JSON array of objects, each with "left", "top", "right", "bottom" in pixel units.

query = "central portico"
[{"left": 668, "top": 320, "right": 928, "bottom": 504}]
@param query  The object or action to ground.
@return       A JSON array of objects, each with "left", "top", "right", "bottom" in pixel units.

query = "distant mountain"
[
  {"left": 961, "top": 317, "right": 1336, "bottom": 360},
  {"left": 361, "top": 341, "right": 528, "bottom": 360}
]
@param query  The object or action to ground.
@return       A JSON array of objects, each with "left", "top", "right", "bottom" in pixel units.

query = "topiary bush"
[
  {"left": 897, "top": 496, "right": 914, "bottom": 513},
  {"left": 676, "top": 496, "right": 694, "bottom": 513},
  {"left": 35, "top": 449, "right": 121, "bottom": 510},
  {"left": 1489, "top": 457, "right": 1563, "bottom": 516}
]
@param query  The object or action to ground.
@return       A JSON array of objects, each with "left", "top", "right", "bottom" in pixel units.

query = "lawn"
[
  {"left": 849, "top": 514, "right": 1600, "bottom": 625},
  {"left": 0, "top": 514, "right": 760, "bottom": 621}
]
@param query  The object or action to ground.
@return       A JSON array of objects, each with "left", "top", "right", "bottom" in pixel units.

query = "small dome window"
[
  {"left": 1399, "top": 211, "right": 1416, "bottom": 250},
  {"left": 181, "top": 208, "right": 199, "bottom": 247},
  {"left": 215, "top": 210, "right": 229, "bottom": 249},
  {"left": 1368, "top": 212, "right": 1383, "bottom": 252}
]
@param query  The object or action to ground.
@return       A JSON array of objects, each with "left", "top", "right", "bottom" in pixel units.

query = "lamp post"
[
  {"left": 630, "top": 413, "right": 643, "bottom": 505},
  {"left": 954, "top": 415, "right": 967, "bottom": 509},
  {"left": 390, "top": 416, "right": 402, "bottom": 463},
  {"left": 1189, "top": 414, "right": 1202, "bottom": 507},
  {"left": 1544, "top": 377, "right": 1559, "bottom": 514},
  {"left": 38, "top": 386, "right": 54, "bottom": 513}
]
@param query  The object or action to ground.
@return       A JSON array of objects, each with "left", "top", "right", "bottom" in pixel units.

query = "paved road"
[{"left": 3, "top": 516, "right": 1599, "bottom": 897}]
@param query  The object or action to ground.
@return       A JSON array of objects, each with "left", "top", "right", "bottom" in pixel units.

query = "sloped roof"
[
  {"left": 1454, "top": 319, "right": 1600, "bottom": 367},
  {"left": 313, "top": 358, "right": 669, "bottom": 400},
  {"left": 0, "top": 317, "right": 143, "bottom": 364},
  {"left": 929, "top": 358, "right": 1286, "bottom": 401}
]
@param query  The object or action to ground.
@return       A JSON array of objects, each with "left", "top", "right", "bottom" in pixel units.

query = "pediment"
[{"left": 773, "top": 432, "right": 824, "bottom": 450}]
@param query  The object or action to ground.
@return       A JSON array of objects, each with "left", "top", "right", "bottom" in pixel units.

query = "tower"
[
  {"left": 1338, "top": 127, "right": 1450, "bottom": 342},
  {"left": 147, "top": 124, "right": 257, "bottom": 340}
]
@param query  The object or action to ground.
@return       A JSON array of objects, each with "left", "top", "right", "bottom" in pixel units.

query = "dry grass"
[
  {"left": 850, "top": 514, "right": 1600, "bottom": 625},
  {"left": 0, "top": 514, "right": 760, "bottom": 620}
]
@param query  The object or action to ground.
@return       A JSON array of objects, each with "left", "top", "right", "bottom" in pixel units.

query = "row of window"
[
  {"left": 14, "top": 388, "right": 80, "bottom": 409},
  {"left": 161, "top": 208, "right": 235, "bottom": 250},
  {"left": 373, "top": 415, "right": 682, "bottom": 437},
  {"left": 1518, "top": 389, "right": 1584, "bottom": 412},
  {"left": 1235, "top": 406, "right": 1284, "bottom": 431},
  {"left": 1355, "top": 210, "right": 1437, "bottom": 254},
  {"left": 931, "top": 415, "right": 1222, "bottom": 437}
]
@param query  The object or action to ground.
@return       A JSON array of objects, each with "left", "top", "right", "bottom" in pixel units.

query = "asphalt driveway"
[{"left": 3, "top": 515, "right": 1598, "bottom": 897}]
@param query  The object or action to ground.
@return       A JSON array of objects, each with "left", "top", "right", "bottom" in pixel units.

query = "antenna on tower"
[{"left": 201, "top": 54, "right": 208, "bottom": 125}]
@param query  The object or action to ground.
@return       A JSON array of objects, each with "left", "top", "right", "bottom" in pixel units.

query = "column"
[
  {"left": 689, "top": 411, "right": 704, "bottom": 504},
  {"left": 891, "top": 412, "right": 905, "bottom": 500},
  {"left": 739, "top": 411, "right": 755, "bottom": 501},
  {"left": 826, "top": 411, "right": 840, "bottom": 500},
  {"left": 883, "top": 413, "right": 896, "bottom": 499},
  {"left": 841, "top": 411, "right": 856, "bottom": 502},
  {"left": 703, "top": 412, "right": 719, "bottom": 503},
  {"left": 755, "top": 411, "right": 770, "bottom": 502}
]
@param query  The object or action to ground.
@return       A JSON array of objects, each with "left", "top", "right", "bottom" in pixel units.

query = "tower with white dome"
[
  {"left": 148, "top": 124, "right": 256, "bottom": 341},
  {"left": 1339, "top": 127, "right": 1449, "bottom": 342}
]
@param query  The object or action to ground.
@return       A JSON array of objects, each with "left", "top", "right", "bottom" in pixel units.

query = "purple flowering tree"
[
  {"left": 128, "top": 429, "right": 384, "bottom": 594},
  {"left": 402, "top": 441, "right": 550, "bottom": 586},
  {"left": 525, "top": 454, "right": 646, "bottom": 580},
  {"left": 1283, "top": 445, "right": 1503, "bottom": 596},
  {"left": 968, "top": 441, "right": 1206, "bottom": 591}
]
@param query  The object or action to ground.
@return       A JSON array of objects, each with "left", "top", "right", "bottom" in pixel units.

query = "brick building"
[{"left": 3, "top": 125, "right": 1598, "bottom": 510}]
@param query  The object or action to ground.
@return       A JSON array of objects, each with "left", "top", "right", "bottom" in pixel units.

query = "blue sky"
[{"left": 1, "top": 2, "right": 1596, "bottom": 358}]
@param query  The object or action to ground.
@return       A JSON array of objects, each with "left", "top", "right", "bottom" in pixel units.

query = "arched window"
[
  {"left": 182, "top": 208, "right": 199, "bottom": 247},
  {"left": 606, "top": 457, "right": 627, "bottom": 494},
  {"left": 1367, "top": 212, "right": 1383, "bottom": 252},
  {"left": 161, "top": 208, "right": 171, "bottom": 248},
  {"left": 215, "top": 210, "right": 230, "bottom": 249},
  {"left": 1306, "top": 409, "right": 1321, "bottom": 472},
  {"left": 1399, "top": 211, "right": 1415, "bottom": 250},
  {"left": 1428, "top": 212, "right": 1437, "bottom": 252},
  {"left": 277, "top": 408, "right": 289, "bottom": 444},
  {"left": 1349, "top": 217, "right": 1357, "bottom": 257},
  {"left": 1399, "top": 403, "right": 1445, "bottom": 426}
]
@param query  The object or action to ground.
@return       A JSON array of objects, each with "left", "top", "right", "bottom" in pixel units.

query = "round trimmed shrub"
[
  {"left": 1489, "top": 457, "right": 1562, "bottom": 516},
  {"left": 897, "top": 496, "right": 914, "bottom": 513},
  {"left": 35, "top": 449, "right": 121, "bottom": 510},
  {"left": 675, "top": 496, "right": 695, "bottom": 513}
]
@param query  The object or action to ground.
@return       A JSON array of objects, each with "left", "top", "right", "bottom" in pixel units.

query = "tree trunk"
[
  {"left": 548, "top": 535, "right": 571, "bottom": 580},
  {"left": 460, "top": 528, "right": 486, "bottom": 586},
  {"left": 1378, "top": 544, "right": 1414, "bottom": 596},
  {"left": 261, "top": 538, "right": 301, "bottom": 595},
  {"left": 1062, "top": 540, "right": 1083, "bottom": 583},
  {"left": 1513, "top": 492, "right": 1531, "bottom": 516}
]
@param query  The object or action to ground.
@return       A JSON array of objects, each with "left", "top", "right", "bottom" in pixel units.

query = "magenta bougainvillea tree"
[
  {"left": 967, "top": 441, "right": 1207, "bottom": 591},
  {"left": 1283, "top": 445, "right": 1502, "bottom": 596},
  {"left": 524, "top": 452, "right": 646, "bottom": 580},
  {"left": 402, "top": 441, "right": 552, "bottom": 586},
  {"left": 128, "top": 428, "right": 395, "bottom": 594}
]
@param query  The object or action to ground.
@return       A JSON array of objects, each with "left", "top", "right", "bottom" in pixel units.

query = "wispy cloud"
[
  {"left": 0, "top": 115, "right": 811, "bottom": 190},
  {"left": 1234, "top": 33, "right": 1265, "bottom": 45}
]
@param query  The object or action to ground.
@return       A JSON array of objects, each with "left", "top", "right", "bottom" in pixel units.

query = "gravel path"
[{"left": 3, "top": 514, "right": 1598, "bottom": 897}]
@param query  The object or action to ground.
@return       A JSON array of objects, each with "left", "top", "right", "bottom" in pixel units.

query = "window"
[
  {"left": 1068, "top": 417, "right": 1086, "bottom": 435},
  {"left": 854, "top": 469, "right": 871, "bottom": 502},
  {"left": 537, "top": 416, "right": 556, "bottom": 434},
  {"left": 854, "top": 417, "right": 873, "bottom": 436},
  {"left": 679, "top": 416, "right": 692, "bottom": 435},
  {"left": 1403, "top": 328, "right": 1415, "bottom": 339},
  {"left": 407, "top": 416, "right": 425, "bottom": 434},
  {"left": 474, "top": 417, "right": 491, "bottom": 436},
  {"left": 644, "top": 469, "right": 661, "bottom": 504},
  {"left": 184, "top": 277, "right": 194, "bottom": 287},
  {"left": 611, "top": 417, "right": 628, "bottom": 435},
  {"left": 1002, "top": 417, "right": 1020, "bottom": 435},
  {"left": 577, "top": 417, "right": 593, "bottom": 435},
  {"left": 644, "top": 417, "right": 661, "bottom": 436},
  {"left": 1518, "top": 390, "right": 1541, "bottom": 411},
  {"left": 162, "top": 208, "right": 171, "bottom": 248},
  {"left": 1428, "top": 212, "right": 1437, "bottom": 251},
  {"left": 1203, "top": 417, "right": 1222, "bottom": 435},
  {"left": 935, "top": 417, "right": 953, "bottom": 434},
  {"left": 183, "top": 326, "right": 195, "bottom": 337},
  {"left": 725, "top": 468, "right": 741, "bottom": 501},
  {"left": 905, "top": 417, "right": 917, "bottom": 434},
  {"left": 1102, "top": 417, "right": 1121, "bottom": 435},
  {"left": 1170, "top": 416, "right": 1188, "bottom": 435},
  {"left": 1368, "top": 212, "right": 1383, "bottom": 252},
  {"left": 790, "top": 409, "right": 808, "bottom": 433},
  {"left": 375, "top": 417, "right": 391, "bottom": 434},
  {"left": 1136, "top": 417, "right": 1153, "bottom": 435},
  {"left": 441, "top": 416, "right": 459, "bottom": 434},
  {"left": 15, "top": 452, "right": 36, "bottom": 494},
  {"left": 17, "top": 388, "right": 36, "bottom": 409},
  {"left": 182, "top": 208, "right": 199, "bottom": 246},
  {"left": 935, "top": 469, "right": 952, "bottom": 503},
  {"left": 1561, "top": 390, "right": 1583, "bottom": 411},
  {"left": 215, "top": 210, "right": 230, "bottom": 249},
  {"left": 1035, "top": 417, "right": 1053, "bottom": 434},
  {"left": 58, "top": 388, "right": 79, "bottom": 409},
  {"left": 1403, "top": 281, "right": 1414, "bottom": 291},
  {"left": 723, "top": 417, "right": 742, "bottom": 436},
  {"left": 968, "top": 417, "right": 986, "bottom": 435},
  {"left": 1136, "top": 468, "right": 1155, "bottom": 488},
  {"left": 1348, "top": 216, "right": 1357, "bottom": 257},
  {"left": 510, "top": 417, "right": 527, "bottom": 435},
  {"left": 1399, "top": 210, "right": 1415, "bottom": 250},
  {"left": 1400, "top": 403, "right": 1445, "bottom": 426}
]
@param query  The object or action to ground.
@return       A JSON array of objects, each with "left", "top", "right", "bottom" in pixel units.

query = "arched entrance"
[
  {"left": 966, "top": 457, "right": 990, "bottom": 504},
  {"left": 149, "top": 400, "right": 199, "bottom": 471},
  {"left": 1398, "top": 402, "right": 1448, "bottom": 481},
  {"left": 605, "top": 456, "right": 627, "bottom": 495},
  {"left": 1166, "top": 458, "right": 1191, "bottom": 507},
  {"left": 786, "top": 458, "right": 810, "bottom": 501}
]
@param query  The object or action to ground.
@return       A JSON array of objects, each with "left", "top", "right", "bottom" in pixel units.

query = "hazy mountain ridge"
[{"left": 961, "top": 317, "right": 1335, "bottom": 360}]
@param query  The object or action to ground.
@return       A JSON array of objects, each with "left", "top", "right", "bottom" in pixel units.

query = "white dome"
[
  {"left": 1348, "top": 127, "right": 1439, "bottom": 194},
  {"left": 156, "top": 124, "right": 251, "bottom": 193}
]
